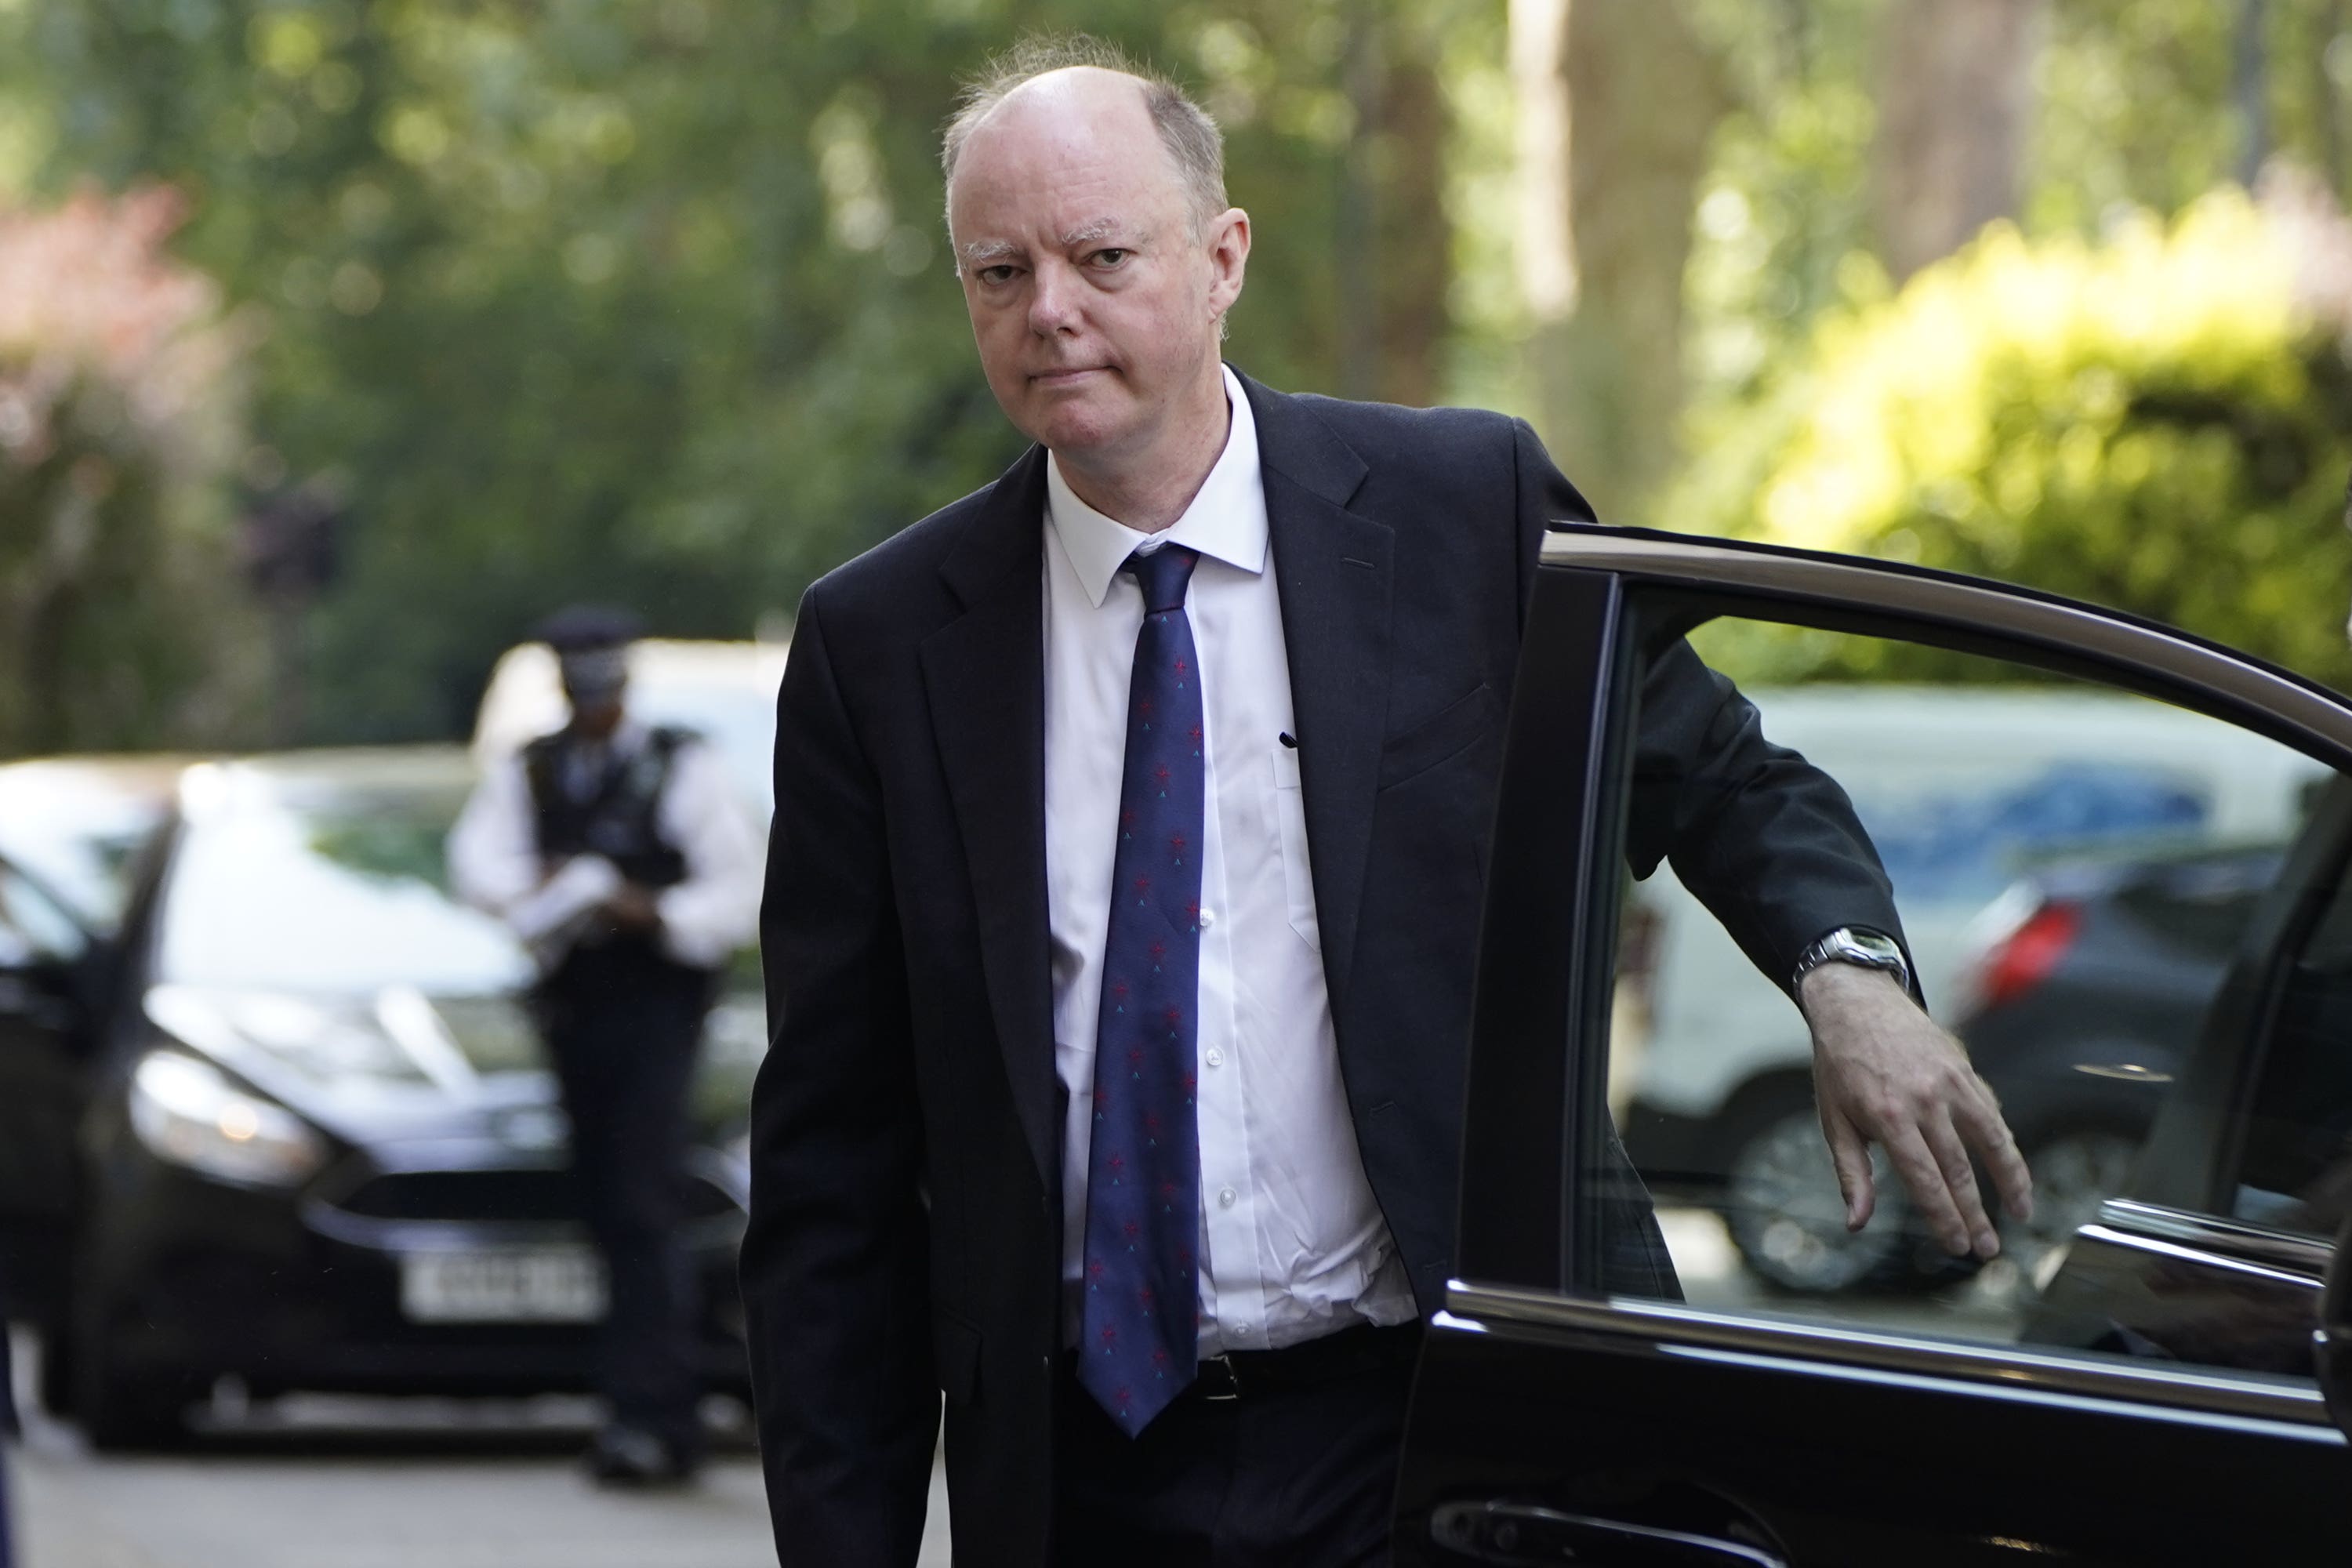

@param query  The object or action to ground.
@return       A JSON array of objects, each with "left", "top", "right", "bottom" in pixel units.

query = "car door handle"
[{"left": 1431, "top": 1500, "right": 1789, "bottom": 1567}]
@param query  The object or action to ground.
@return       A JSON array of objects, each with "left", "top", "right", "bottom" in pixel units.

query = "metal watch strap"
[{"left": 1789, "top": 925, "right": 1909, "bottom": 999}]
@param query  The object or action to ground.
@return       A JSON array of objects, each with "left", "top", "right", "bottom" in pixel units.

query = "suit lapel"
[
  {"left": 1245, "top": 376, "right": 1392, "bottom": 1017},
  {"left": 920, "top": 446, "right": 1058, "bottom": 1185}
]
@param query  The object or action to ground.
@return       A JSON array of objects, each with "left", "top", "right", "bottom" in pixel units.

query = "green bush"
[{"left": 1664, "top": 187, "right": 2352, "bottom": 691}]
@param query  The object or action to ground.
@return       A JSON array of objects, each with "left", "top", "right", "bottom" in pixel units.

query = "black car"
[
  {"left": 1946, "top": 844, "right": 2285, "bottom": 1272},
  {"left": 1621, "top": 840, "right": 2291, "bottom": 1300},
  {"left": 8, "top": 748, "right": 761, "bottom": 1448},
  {"left": 1396, "top": 527, "right": 2352, "bottom": 1563},
  {"left": 0, "top": 757, "right": 186, "bottom": 1328}
]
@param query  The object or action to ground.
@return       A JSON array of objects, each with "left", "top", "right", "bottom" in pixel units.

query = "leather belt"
[{"left": 1190, "top": 1322, "right": 1422, "bottom": 1403}]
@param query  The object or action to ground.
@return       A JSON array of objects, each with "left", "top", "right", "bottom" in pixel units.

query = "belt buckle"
[{"left": 1197, "top": 1355, "right": 1241, "bottom": 1402}]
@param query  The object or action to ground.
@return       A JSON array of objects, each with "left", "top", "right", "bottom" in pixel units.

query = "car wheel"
[
  {"left": 1723, "top": 1099, "right": 1912, "bottom": 1294},
  {"left": 1996, "top": 1127, "right": 2139, "bottom": 1296},
  {"left": 73, "top": 1304, "right": 191, "bottom": 1451},
  {"left": 34, "top": 1318, "right": 72, "bottom": 1417}
]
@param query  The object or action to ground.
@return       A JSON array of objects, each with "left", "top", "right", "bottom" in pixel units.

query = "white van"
[
  {"left": 1617, "top": 684, "right": 2325, "bottom": 1289},
  {"left": 470, "top": 636, "right": 789, "bottom": 820}
]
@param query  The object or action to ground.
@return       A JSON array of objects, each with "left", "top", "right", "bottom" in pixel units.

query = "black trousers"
[
  {"left": 538, "top": 940, "right": 712, "bottom": 1454},
  {"left": 1051, "top": 1328, "right": 1417, "bottom": 1567}
]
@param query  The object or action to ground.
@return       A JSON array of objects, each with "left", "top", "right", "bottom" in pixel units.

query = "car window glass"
[
  {"left": 2226, "top": 802, "right": 2352, "bottom": 1237},
  {"left": 159, "top": 781, "right": 534, "bottom": 996},
  {"left": 1594, "top": 615, "right": 2337, "bottom": 1388},
  {"left": 0, "top": 859, "right": 89, "bottom": 964}
]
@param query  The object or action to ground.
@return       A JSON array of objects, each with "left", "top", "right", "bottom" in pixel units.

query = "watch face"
[{"left": 1842, "top": 929, "right": 1903, "bottom": 964}]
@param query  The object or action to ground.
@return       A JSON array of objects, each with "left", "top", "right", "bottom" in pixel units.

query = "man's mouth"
[{"left": 1030, "top": 366, "right": 1106, "bottom": 386}]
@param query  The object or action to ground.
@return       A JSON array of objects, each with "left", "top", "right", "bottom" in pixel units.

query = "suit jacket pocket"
[
  {"left": 932, "top": 1308, "right": 982, "bottom": 1406},
  {"left": 1377, "top": 683, "right": 1501, "bottom": 791}
]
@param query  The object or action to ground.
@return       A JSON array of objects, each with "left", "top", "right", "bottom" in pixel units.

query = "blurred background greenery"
[{"left": 5, "top": 0, "right": 2352, "bottom": 755}]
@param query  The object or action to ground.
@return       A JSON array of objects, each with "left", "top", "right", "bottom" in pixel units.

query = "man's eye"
[
  {"left": 1089, "top": 249, "right": 1131, "bottom": 269},
  {"left": 977, "top": 265, "right": 1018, "bottom": 285}
]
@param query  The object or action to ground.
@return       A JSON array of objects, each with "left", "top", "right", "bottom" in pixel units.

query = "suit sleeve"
[
  {"left": 739, "top": 588, "right": 937, "bottom": 1567},
  {"left": 1507, "top": 418, "right": 1911, "bottom": 994}
]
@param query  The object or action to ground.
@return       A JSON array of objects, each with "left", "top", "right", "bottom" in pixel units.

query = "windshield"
[
  {"left": 0, "top": 777, "right": 174, "bottom": 933},
  {"left": 158, "top": 777, "right": 532, "bottom": 996}
]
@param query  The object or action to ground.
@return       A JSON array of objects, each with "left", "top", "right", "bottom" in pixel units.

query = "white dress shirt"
[
  {"left": 1045, "top": 365, "right": 1417, "bottom": 1356},
  {"left": 449, "top": 719, "right": 764, "bottom": 971}
]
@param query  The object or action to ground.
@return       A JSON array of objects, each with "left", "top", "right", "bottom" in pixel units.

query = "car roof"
[
  {"left": 0, "top": 752, "right": 201, "bottom": 804},
  {"left": 178, "top": 746, "right": 478, "bottom": 821},
  {"left": 470, "top": 637, "right": 787, "bottom": 760}
]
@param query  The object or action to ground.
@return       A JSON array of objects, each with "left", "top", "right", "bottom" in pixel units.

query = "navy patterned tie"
[{"left": 1078, "top": 543, "right": 1205, "bottom": 1437}]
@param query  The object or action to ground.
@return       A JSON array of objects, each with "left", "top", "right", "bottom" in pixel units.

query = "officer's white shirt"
[
  {"left": 448, "top": 719, "right": 763, "bottom": 971},
  {"left": 1044, "top": 365, "right": 1417, "bottom": 1357}
]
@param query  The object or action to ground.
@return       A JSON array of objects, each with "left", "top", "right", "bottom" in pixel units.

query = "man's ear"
[{"left": 1206, "top": 206, "right": 1250, "bottom": 318}]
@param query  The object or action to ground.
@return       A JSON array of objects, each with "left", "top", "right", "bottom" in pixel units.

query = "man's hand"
[
  {"left": 1799, "top": 964, "right": 2034, "bottom": 1258},
  {"left": 601, "top": 883, "right": 664, "bottom": 932}
]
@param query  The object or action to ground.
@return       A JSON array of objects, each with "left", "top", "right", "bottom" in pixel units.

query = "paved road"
[{"left": 5, "top": 1336, "right": 953, "bottom": 1568}]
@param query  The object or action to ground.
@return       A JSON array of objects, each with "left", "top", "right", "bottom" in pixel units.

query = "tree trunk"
[
  {"left": 1373, "top": 49, "right": 1447, "bottom": 408},
  {"left": 1872, "top": 0, "right": 2048, "bottom": 283},
  {"left": 2235, "top": 0, "right": 2272, "bottom": 189},
  {"left": 1336, "top": 5, "right": 1450, "bottom": 408},
  {"left": 1524, "top": 0, "right": 1729, "bottom": 517}
]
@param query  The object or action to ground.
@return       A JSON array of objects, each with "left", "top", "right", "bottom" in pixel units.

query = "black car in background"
[
  {"left": 0, "top": 757, "right": 186, "bottom": 1329},
  {"left": 1649, "top": 837, "right": 2288, "bottom": 1298},
  {"left": 1932, "top": 840, "right": 2287, "bottom": 1285},
  {"left": 11, "top": 749, "right": 762, "bottom": 1447}
]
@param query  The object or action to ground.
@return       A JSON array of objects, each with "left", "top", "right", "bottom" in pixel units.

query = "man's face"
[
  {"left": 568, "top": 686, "right": 625, "bottom": 740},
  {"left": 946, "top": 70, "right": 1247, "bottom": 466}
]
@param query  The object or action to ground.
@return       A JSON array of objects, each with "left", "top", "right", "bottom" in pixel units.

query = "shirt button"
[
  {"left": 1200, "top": 908, "right": 1217, "bottom": 928},
  {"left": 1218, "top": 1186, "right": 1237, "bottom": 1209},
  {"left": 1206, "top": 1047, "right": 1225, "bottom": 1068}
]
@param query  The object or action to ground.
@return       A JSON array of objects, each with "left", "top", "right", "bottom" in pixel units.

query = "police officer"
[{"left": 450, "top": 606, "right": 761, "bottom": 1485}]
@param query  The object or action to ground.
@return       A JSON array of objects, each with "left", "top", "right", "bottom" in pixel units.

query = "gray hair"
[{"left": 940, "top": 34, "right": 1229, "bottom": 252}]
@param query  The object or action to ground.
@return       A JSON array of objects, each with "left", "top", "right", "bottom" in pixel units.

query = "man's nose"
[{"left": 1028, "top": 260, "right": 1082, "bottom": 336}]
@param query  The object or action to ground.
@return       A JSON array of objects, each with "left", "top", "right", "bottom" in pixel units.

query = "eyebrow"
[
  {"left": 956, "top": 220, "right": 1149, "bottom": 271},
  {"left": 957, "top": 238, "right": 1021, "bottom": 267},
  {"left": 1058, "top": 219, "right": 1134, "bottom": 248}
]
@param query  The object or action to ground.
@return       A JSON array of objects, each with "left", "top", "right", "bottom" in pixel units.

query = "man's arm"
[
  {"left": 648, "top": 739, "right": 764, "bottom": 968},
  {"left": 1507, "top": 419, "right": 2031, "bottom": 1260},
  {"left": 447, "top": 754, "right": 627, "bottom": 961},
  {"left": 740, "top": 591, "right": 936, "bottom": 1566},
  {"left": 446, "top": 755, "right": 543, "bottom": 916}
]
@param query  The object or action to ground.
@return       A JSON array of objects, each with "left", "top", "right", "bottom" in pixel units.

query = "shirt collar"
[{"left": 1046, "top": 363, "right": 1269, "bottom": 609}]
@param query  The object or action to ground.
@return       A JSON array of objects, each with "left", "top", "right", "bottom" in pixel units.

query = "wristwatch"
[{"left": 1789, "top": 926, "right": 1910, "bottom": 999}]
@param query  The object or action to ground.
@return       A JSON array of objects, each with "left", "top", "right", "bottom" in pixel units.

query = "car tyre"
[
  {"left": 1990, "top": 1125, "right": 2140, "bottom": 1300},
  {"left": 1723, "top": 1094, "right": 1933, "bottom": 1294},
  {"left": 72, "top": 1304, "right": 191, "bottom": 1451},
  {"left": 34, "top": 1317, "right": 72, "bottom": 1417}
]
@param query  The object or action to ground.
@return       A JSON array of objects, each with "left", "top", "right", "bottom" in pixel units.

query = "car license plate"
[{"left": 399, "top": 1247, "right": 608, "bottom": 1323}]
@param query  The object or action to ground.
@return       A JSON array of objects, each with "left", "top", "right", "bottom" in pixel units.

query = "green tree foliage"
[
  {"left": 1668, "top": 187, "right": 2352, "bottom": 688},
  {"left": 0, "top": 187, "right": 263, "bottom": 755},
  {"left": 1, "top": 0, "right": 1467, "bottom": 743}
]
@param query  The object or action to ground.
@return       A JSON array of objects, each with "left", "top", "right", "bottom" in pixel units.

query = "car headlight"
[{"left": 129, "top": 1051, "right": 328, "bottom": 1189}]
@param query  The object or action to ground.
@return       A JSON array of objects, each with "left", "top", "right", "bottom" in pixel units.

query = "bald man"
[{"left": 739, "top": 37, "right": 2029, "bottom": 1568}]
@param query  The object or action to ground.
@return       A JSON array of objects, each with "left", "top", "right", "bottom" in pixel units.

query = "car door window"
[
  {"left": 1592, "top": 612, "right": 2339, "bottom": 1385},
  {"left": 0, "top": 859, "right": 88, "bottom": 967},
  {"left": 2218, "top": 787, "right": 2352, "bottom": 1240}
]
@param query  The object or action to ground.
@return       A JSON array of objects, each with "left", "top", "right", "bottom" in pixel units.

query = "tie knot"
[{"left": 1123, "top": 545, "right": 1198, "bottom": 615}]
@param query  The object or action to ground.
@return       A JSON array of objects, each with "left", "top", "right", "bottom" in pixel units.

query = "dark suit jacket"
[{"left": 742, "top": 373, "right": 1904, "bottom": 1566}]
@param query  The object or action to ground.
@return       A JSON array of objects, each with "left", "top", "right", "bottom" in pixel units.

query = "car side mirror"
[{"left": 2316, "top": 1212, "right": 2352, "bottom": 1438}]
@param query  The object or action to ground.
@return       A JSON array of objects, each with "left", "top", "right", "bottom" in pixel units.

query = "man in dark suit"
[{"left": 742, "top": 38, "right": 2031, "bottom": 1568}]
